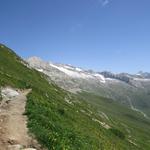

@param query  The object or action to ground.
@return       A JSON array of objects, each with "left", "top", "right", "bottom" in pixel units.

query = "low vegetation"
[
  {"left": 0, "top": 44, "right": 150, "bottom": 149},
  {"left": 109, "top": 128, "right": 125, "bottom": 140}
]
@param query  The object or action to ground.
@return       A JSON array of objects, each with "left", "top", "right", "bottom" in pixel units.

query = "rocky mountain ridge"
[
  {"left": 26, "top": 56, "right": 150, "bottom": 118},
  {"left": 27, "top": 56, "right": 150, "bottom": 85}
]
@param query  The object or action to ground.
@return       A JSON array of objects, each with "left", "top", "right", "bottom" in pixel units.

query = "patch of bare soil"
[{"left": 0, "top": 89, "right": 44, "bottom": 150}]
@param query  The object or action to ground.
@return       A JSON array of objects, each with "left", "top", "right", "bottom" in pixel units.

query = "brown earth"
[{"left": 0, "top": 89, "right": 44, "bottom": 150}]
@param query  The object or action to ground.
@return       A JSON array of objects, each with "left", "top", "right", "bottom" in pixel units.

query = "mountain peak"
[{"left": 27, "top": 56, "right": 43, "bottom": 62}]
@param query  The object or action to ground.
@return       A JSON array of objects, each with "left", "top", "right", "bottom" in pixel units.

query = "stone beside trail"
[{"left": 0, "top": 87, "right": 44, "bottom": 150}]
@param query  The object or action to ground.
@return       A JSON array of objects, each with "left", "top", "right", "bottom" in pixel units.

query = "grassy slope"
[
  {"left": 0, "top": 44, "right": 150, "bottom": 150},
  {"left": 78, "top": 92, "right": 150, "bottom": 148}
]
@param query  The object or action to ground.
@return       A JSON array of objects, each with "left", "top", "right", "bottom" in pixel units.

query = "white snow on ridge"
[
  {"left": 133, "top": 78, "right": 150, "bottom": 82},
  {"left": 49, "top": 63, "right": 92, "bottom": 79},
  {"left": 75, "top": 67, "right": 82, "bottom": 72},
  {"left": 49, "top": 63, "right": 106, "bottom": 83},
  {"left": 105, "top": 78, "right": 119, "bottom": 82},
  {"left": 37, "top": 68, "right": 44, "bottom": 72},
  {"left": 49, "top": 63, "right": 108, "bottom": 83},
  {"left": 61, "top": 65, "right": 82, "bottom": 72},
  {"left": 93, "top": 74, "right": 106, "bottom": 83},
  {"left": 64, "top": 65, "right": 73, "bottom": 70},
  {"left": 49, "top": 63, "right": 107, "bottom": 83}
]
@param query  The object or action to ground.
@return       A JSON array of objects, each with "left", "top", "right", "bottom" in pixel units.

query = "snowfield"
[{"left": 49, "top": 63, "right": 106, "bottom": 83}]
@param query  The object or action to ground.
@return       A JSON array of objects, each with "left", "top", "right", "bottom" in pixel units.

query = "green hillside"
[{"left": 0, "top": 44, "right": 150, "bottom": 150}]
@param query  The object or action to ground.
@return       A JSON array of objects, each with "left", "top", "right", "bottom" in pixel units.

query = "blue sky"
[{"left": 0, "top": 0, "right": 150, "bottom": 73}]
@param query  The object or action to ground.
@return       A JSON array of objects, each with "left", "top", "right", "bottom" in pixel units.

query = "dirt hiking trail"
[{"left": 0, "top": 88, "right": 44, "bottom": 150}]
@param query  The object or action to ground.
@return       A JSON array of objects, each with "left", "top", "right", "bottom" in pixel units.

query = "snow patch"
[
  {"left": 49, "top": 63, "right": 93, "bottom": 79},
  {"left": 37, "top": 68, "right": 44, "bottom": 72},
  {"left": 93, "top": 74, "right": 106, "bottom": 83},
  {"left": 64, "top": 65, "right": 73, "bottom": 70},
  {"left": 50, "top": 63, "right": 106, "bottom": 83},
  {"left": 133, "top": 78, "right": 150, "bottom": 82},
  {"left": 106, "top": 78, "right": 119, "bottom": 82},
  {"left": 75, "top": 67, "right": 82, "bottom": 72}
]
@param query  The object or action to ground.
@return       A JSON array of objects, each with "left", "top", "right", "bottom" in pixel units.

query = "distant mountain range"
[
  {"left": 27, "top": 57, "right": 150, "bottom": 119},
  {"left": 27, "top": 56, "right": 150, "bottom": 85}
]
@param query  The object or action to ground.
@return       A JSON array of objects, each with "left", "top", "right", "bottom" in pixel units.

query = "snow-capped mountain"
[
  {"left": 27, "top": 56, "right": 150, "bottom": 86},
  {"left": 26, "top": 57, "right": 150, "bottom": 118},
  {"left": 27, "top": 57, "right": 106, "bottom": 82}
]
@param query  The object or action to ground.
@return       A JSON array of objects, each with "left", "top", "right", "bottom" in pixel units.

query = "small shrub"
[
  {"left": 58, "top": 108, "right": 65, "bottom": 115},
  {"left": 109, "top": 128, "right": 125, "bottom": 140}
]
